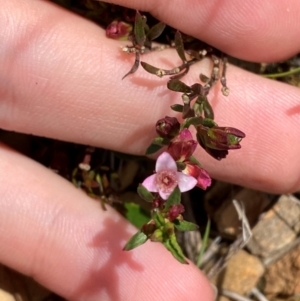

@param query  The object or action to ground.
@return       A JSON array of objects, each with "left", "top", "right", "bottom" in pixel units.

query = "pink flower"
[
  {"left": 167, "top": 129, "right": 197, "bottom": 162},
  {"left": 142, "top": 152, "right": 197, "bottom": 200},
  {"left": 182, "top": 163, "right": 211, "bottom": 190}
]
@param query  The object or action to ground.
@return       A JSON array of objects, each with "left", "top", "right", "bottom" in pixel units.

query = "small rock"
[
  {"left": 212, "top": 250, "right": 264, "bottom": 294},
  {"left": 264, "top": 244, "right": 300, "bottom": 299},
  {"left": 247, "top": 195, "right": 300, "bottom": 258}
]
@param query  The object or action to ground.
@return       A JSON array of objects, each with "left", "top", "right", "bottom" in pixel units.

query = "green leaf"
[
  {"left": 183, "top": 116, "right": 203, "bottom": 128},
  {"left": 202, "top": 118, "right": 218, "bottom": 128},
  {"left": 134, "top": 11, "right": 146, "bottom": 46},
  {"left": 153, "top": 212, "right": 165, "bottom": 227},
  {"left": 163, "top": 233, "right": 188, "bottom": 264},
  {"left": 137, "top": 184, "right": 154, "bottom": 202},
  {"left": 174, "top": 31, "right": 186, "bottom": 62},
  {"left": 145, "top": 143, "right": 163, "bottom": 155},
  {"left": 165, "top": 186, "right": 181, "bottom": 211},
  {"left": 199, "top": 73, "right": 209, "bottom": 83},
  {"left": 140, "top": 61, "right": 165, "bottom": 77},
  {"left": 174, "top": 220, "right": 199, "bottom": 231},
  {"left": 123, "top": 231, "right": 148, "bottom": 251},
  {"left": 153, "top": 136, "right": 170, "bottom": 145},
  {"left": 167, "top": 79, "right": 192, "bottom": 93},
  {"left": 124, "top": 202, "right": 150, "bottom": 228},
  {"left": 171, "top": 104, "right": 184, "bottom": 112},
  {"left": 146, "top": 22, "right": 166, "bottom": 41},
  {"left": 122, "top": 52, "right": 140, "bottom": 80},
  {"left": 197, "top": 219, "right": 211, "bottom": 267},
  {"left": 203, "top": 98, "right": 214, "bottom": 119}
]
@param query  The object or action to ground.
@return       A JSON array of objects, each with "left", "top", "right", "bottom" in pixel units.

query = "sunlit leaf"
[
  {"left": 197, "top": 219, "right": 211, "bottom": 267},
  {"left": 124, "top": 202, "right": 150, "bottom": 228},
  {"left": 123, "top": 231, "right": 148, "bottom": 250},
  {"left": 174, "top": 31, "right": 186, "bottom": 62},
  {"left": 167, "top": 79, "right": 192, "bottom": 93},
  {"left": 137, "top": 184, "right": 154, "bottom": 202},
  {"left": 165, "top": 186, "right": 181, "bottom": 211},
  {"left": 174, "top": 220, "right": 199, "bottom": 231},
  {"left": 153, "top": 212, "right": 165, "bottom": 227},
  {"left": 147, "top": 22, "right": 166, "bottom": 41},
  {"left": 163, "top": 233, "right": 188, "bottom": 264},
  {"left": 134, "top": 11, "right": 146, "bottom": 46}
]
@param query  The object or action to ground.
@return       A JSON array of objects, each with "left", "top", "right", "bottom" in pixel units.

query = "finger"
[
  {"left": 102, "top": 0, "right": 300, "bottom": 61},
  {"left": 1, "top": 0, "right": 300, "bottom": 193},
  {"left": 0, "top": 145, "right": 214, "bottom": 301}
]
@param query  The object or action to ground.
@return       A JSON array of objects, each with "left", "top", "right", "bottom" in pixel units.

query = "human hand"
[{"left": 0, "top": 1, "right": 299, "bottom": 300}]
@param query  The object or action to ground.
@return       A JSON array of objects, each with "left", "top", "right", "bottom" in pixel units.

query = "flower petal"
[
  {"left": 158, "top": 189, "right": 172, "bottom": 200},
  {"left": 155, "top": 152, "right": 177, "bottom": 172},
  {"left": 177, "top": 172, "right": 197, "bottom": 192},
  {"left": 178, "top": 129, "right": 193, "bottom": 141},
  {"left": 142, "top": 174, "right": 158, "bottom": 192}
]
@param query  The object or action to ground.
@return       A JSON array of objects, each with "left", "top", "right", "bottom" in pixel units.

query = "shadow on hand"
[{"left": 71, "top": 217, "right": 144, "bottom": 301}]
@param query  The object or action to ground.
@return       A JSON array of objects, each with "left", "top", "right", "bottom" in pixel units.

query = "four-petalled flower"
[{"left": 142, "top": 152, "right": 197, "bottom": 200}]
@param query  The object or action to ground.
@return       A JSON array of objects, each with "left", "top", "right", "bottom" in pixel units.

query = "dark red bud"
[
  {"left": 106, "top": 20, "right": 132, "bottom": 40},
  {"left": 168, "top": 204, "right": 185, "bottom": 221},
  {"left": 156, "top": 116, "right": 180, "bottom": 139}
]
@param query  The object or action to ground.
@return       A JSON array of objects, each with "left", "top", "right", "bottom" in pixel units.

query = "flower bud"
[
  {"left": 106, "top": 20, "right": 132, "bottom": 40},
  {"left": 167, "top": 204, "right": 185, "bottom": 221},
  {"left": 183, "top": 163, "right": 211, "bottom": 190},
  {"left": 197, "top": 125, "right": 245, "bottom": 160},
  {"left": 150, "top": 229, "right": 163, "bottom": 242},
  {"left": 142, "top": 222, "right": 156, "bottom": 236},
  {"left": 156, "top": 116, "right": 180, "bottom": 139}
]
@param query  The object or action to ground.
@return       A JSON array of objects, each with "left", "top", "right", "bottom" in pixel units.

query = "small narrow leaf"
[
  {"left": 167, "top": 79, "right": 192, "bottom": 93},
  {"left": 137, "top": 184, "right": 155, "bottom": 202},
  {"left": 153, "top": 212, "right": 165, "bottom": 227},
  {"left": 145, "top": 143, "right": 163, "bottom": 155},
  {"left": 123, "top": 231, "right": 148, "bottom": 251},
  {"left": 202, "top": 118, "right": 218, "bottom": 128},
  {"left": 122, "top": 52, "right": 140, "bottom": 80},
  {"left": 183, "top": 116, "right": 203, "bottom": 128},
  {"left": 203, "top": 98, "right": 214, "bottom": 119},
  {"left": 165, "top": 186, "right": 181, "bottom": 211},
  {"left": 174, "top": 220, "right": 199, "bottom": 231},
  {"left": 174, "top": 31, "right": 186, "bottom": 62},
  {"left": 134, "top": 11, "right": 146, "bottom": 46},
  {"left": 171, "top": 104, "right": 184, "bottom": 112},
  {"left": 200, "top": 73, "right": 209, "bottom": 83},
  {"left": 182, "top": 103, "right": 194, "bottom": 118},
  {"left": 146, "top": 22, "right": 166, "bottom": 41},
  {"left": 153, "top": 137, "right": 170, "bottom": 145},
  {"left": 197, "top": 219, "right": 211, "bottom": 267},
  {"left": 163, "top": 234, "right": 188, "bottom": 264},
  {"left": 141, "top": 61, "right": 165, "bottom": 77}
]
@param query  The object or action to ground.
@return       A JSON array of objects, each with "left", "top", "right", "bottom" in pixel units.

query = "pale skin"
[{"left": 0, "top": 0, "right": 300, "bottom": 300}]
